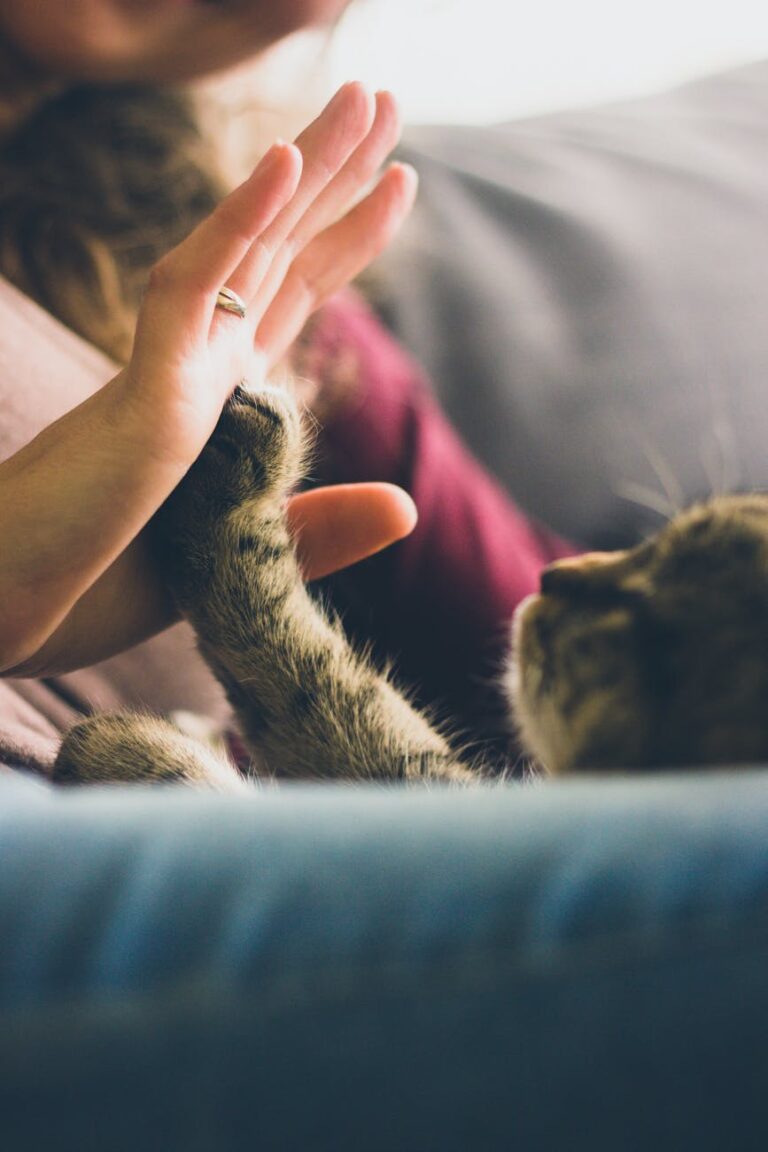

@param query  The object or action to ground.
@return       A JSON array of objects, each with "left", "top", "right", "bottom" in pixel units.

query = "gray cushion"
[{"left": 378, "top": 59, "right": 768, "bottom": 547}]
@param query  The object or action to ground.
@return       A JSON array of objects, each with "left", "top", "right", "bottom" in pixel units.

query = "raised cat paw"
[
  {"left": 207, "top": 383, "right": 304, "bottom": 506},
  {"left": 153, "top": 383, "right": 303, "bottom": 608}
]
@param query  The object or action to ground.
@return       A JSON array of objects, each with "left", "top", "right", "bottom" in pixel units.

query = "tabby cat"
[{"left": 53, "top": 384, "right": 768, "bottom": 787}]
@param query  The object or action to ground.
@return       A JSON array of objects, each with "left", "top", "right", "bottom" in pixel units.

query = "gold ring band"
[{"left": 215, "top": 286, "right": 247, "bottom": 319}]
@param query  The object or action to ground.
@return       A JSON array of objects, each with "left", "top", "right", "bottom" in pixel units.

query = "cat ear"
[
  {"left": 540, "top": 551, "right": 653, "bottom": 599},
  {"left": 540, "top": 552, "right": 618, "bottom": 594}
]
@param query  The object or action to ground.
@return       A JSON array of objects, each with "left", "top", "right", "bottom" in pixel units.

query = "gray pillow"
[{"left": 377, "top": 59, "right": 768, "bottom": 547}]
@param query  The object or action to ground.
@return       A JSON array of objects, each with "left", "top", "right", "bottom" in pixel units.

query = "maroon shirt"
[{"left": 308, "top": 292, "right": 575, "bottom": 763}]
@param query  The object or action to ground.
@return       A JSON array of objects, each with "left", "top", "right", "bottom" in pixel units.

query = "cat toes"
[
  {"left": 154, "top": 382, "right": 302, "bottom": 583},
  {"left": 52, "top": 713, "right": 249, "bottom": 791},
  {"left": 164, "top": 383, "right": 301, "bottom": 526},
  {"left": 213, "top": 382, "right": 303, "bottom": 502}
]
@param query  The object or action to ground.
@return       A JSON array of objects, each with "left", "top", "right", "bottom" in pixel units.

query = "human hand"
[
  {"left": 0, "top": 83, "right": 418, "bottom": 675},
  {"left": 120, "top": 81, "right": 417, "bottom": 464}
]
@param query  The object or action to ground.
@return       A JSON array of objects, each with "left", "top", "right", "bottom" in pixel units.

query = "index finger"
[
  {"left": 260, "top": 82, "right": 376, "bottom": 256},
  {"left": 136, "top": 142, "right": 303, "bottom": 347}
]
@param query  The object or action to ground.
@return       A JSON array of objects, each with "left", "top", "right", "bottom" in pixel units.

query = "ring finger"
[
  {"left": 222, "top": 82, "right": 376, "bottom": 313},
  {"left": 246, "top": 90, "right": 402, "bottom": 326}
]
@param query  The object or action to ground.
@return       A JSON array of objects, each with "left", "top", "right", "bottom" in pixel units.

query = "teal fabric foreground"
[{"left": 1, "top": 772, "right": 767, "bottom": 1150}]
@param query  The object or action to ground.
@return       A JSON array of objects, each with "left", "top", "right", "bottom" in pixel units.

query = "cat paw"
[
  {"left": 154, "top": 383, "right": 303, "bottom": 594},
  {"left": 208, "top": 383, "right": 304, "bottom": 506},
  {"left": 52, "top": 713, "right": 248, "bottom": 791}
]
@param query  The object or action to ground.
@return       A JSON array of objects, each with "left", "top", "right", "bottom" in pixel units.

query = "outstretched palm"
[
  {"left": 0, "top": 84, "right": 418, "bottom": 677},
  {"left": 128, "top": 83, "right": 416, "bottom": 464}
]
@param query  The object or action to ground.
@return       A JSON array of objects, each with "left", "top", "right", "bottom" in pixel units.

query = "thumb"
[{"left": 287, "top": 483, "right": 417, "bottom": 582}]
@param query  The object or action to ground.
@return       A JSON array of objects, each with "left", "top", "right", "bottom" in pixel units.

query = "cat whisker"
[
  {"left": 633, "top": 432, "right": 685, "bottom": 516},
  {"left": 604, "top": 413, "right": 685, "bottom": 524},
  {"left": 614, "top": 481, "right": 677, "bottom": 522},
  {"left": 700, "top": 376, "right": 742, "bottom": 498}
]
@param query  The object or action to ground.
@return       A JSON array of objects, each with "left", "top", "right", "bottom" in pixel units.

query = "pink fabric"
[{"left": 310, "top": 293, "right": 575, "bottom": 757}]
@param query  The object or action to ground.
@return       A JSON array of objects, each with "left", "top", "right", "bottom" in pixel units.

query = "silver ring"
[{"left": 215, "top": 286, "right": 247, "bottom": 319}]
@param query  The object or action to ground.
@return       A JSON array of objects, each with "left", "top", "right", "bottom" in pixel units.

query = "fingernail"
[
  {"left": 390, "top": 161, "right": 419, "bottom": 189},
  {"left": 332, "top": 80, "right": 370, "bottom": 107},
  {"left": 263, "top": 140, "right": 286, "bottom": 165},
  {"left": 254, "top": 139, "right": 295, "bottom": 178}
]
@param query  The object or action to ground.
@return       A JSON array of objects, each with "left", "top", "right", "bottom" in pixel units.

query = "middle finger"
[
  {"left": 250, "top": 90, "right": 402, "bottom": 327},
  {"left": 224, "top": 82, "right": 375, "bottom": 309}
]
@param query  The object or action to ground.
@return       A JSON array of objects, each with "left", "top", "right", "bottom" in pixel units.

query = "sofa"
[{"left": 2, "top": 59, "right": 768, "bottom": 1150}]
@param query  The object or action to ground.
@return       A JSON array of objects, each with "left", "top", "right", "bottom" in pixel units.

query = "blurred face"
[{"left": 0, "top": 0, "right": 350, "bottom": 83}]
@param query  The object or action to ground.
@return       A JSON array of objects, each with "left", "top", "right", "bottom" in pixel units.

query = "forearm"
[
  {"left": 5, "top": 532, "right": 178, "bottom": 678},
  {"left": 0, "top": 372, "right": 190, "bottom": 673}
]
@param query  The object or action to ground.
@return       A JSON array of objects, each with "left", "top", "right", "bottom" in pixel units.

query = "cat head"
[{"left": 508, "top": 494, "right": 768, "bottom": 774}]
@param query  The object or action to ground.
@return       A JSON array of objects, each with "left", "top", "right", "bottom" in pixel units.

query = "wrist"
[
  {"left": 109, "top": 364, "right": 225, "bottom": 475},
  {"left": 3, "top": 532, "right": 180, "bottom": 678},
  {"left": 0, "top": 370, "right": 200, "bottom": 673}
]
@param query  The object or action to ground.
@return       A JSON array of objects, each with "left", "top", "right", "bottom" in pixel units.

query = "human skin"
[
  {"left": 0, "top": 39, "right": 419, "bottom": 674},
  {"left": 0, "top": 0, "right": 353, "bottom": 83}
]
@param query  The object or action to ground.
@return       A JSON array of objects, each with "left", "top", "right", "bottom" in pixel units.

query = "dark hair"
[{"left": 0, "top": 83, "right": 223, "bottom": 360}]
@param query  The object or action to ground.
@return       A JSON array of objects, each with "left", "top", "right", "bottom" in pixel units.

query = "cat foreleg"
[
  {"left": 156, "top": 386, "right": 476, "bottom": 785},
  {"left": 53, "top": 712, "right": 248, "bottom": 791}
]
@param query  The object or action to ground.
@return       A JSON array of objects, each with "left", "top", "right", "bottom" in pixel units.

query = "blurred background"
[{"left": 253, "top": 0, "right": 768, "bottom": 124}]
